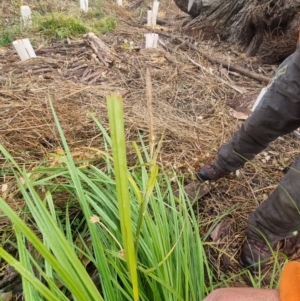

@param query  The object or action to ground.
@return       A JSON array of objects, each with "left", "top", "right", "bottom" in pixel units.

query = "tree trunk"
[
  {"left": 174, "top": 0, "right": 213, "bottom": 17},
  {"left": 174, "top": 0, "right": 300, "bottom": 63}
]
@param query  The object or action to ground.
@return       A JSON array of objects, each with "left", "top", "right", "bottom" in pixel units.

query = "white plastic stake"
[
  {"left": 251, "top": 87, "right": 267, "bottom": 111},
  {"left": 152, "top": 1, "right": 160, "bottom": 26},
  {"left": 145, "top": 33, "right": 159, "bottom": 48},
  {"left": 20, "top": 5, "right": 32, "bottom": 26},
  {"left": 153, "top": 34, "right": 158, "bottom": 48},
  {"left": 145, "top": 34, "right": 152, "bottom": 48},
  {"left": 13, "top": 39, "right": 36, "bottom": 61},
  {"left": 147, "top": 10, "right": 152, "bottom": 26},
  {"left": 80, "top": 0, "right": 88, "bottom": 12},
  {"left": 117, "top": 0, "right": 122, "bottom": 6}
]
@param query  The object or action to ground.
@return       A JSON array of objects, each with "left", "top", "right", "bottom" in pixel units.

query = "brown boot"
[
  {"left": 196, "top": 163, "right": 230, "bottom": 181},
  {"left": 240, "top": 238, "right": 272, "bottom": 273}
]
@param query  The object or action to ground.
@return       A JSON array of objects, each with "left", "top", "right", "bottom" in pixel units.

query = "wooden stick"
[
  {"left": 178, "top": 38, "right": 271, "bottom": 83},
  {"left": 186, "top": 55, "right": 244, "bottom": 94},
  {"left": 158, "top": 31, "right": 272, "bottom": 83}
]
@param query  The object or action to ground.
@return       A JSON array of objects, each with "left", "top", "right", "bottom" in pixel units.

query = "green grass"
[
  {"left": 34, "top": 11, "right": 116, "bottom": 39},
  {"left": 0, "top": 19, "right": 22, "bottom": 47},
  {"left": 0, "top": 94, "right": 217, "bottom": 300},
  {"left": 93, "top": 16, "right": 116, "bottom": 34},
  {"left": 1, "top": 3, "right": 116, "bottom": 45},
  {"left": 36, "top": 13, "right": 87, "bottom": 39},
  {"left": 0, "top": 30, "right": 15, "bottom": 47},
  {"left": 0, "top": 83, "right": 288, "bottom": 300},
  {"left": 0, "top": 93, "right": 286, "bottom": 299}
]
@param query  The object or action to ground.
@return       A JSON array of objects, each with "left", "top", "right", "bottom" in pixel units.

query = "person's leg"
[
  {"left": 246, "top": 158, "right": 300, "bottom": 244},
  {"left": 241, "top": 158, "right": 300, "bottom": 270}
]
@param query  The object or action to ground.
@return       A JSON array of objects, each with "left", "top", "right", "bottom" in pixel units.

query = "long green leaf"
[
  {"left": 0, "top": 247, "right": 61, "bottom": 301},
  {"left": 106, "top": 93, "right": 139, "bottom": 301},
  {"left": 48, "top": 99, "right": 113, "bottom": 301}
]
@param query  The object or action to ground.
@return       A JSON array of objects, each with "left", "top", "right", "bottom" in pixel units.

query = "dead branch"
[
  {"left": 84, "top": 32, "right": 114, "bottom": 67},
  {"left": 179, "top": 38, "right": 272, "bottom": 84},
  {"left": 185, "top": 55, "right": 244, "bottom": 94}
]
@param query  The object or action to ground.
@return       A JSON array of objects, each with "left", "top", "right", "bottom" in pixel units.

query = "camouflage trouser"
[{"left": 214, "top": 47, "right": 300, "bottom": 245}]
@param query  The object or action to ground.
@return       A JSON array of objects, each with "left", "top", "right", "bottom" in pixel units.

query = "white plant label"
[
  {"left": 21, "top": 5, "right": 32, "bottom": 26},
  {"left": 80, "top": 0, "right": 88, "bottom": 12},
  {"left": 145, "top": 33, "right": 159, "bottom": 48},
  {"left": 152, "top": 1, "right": 160, "bottom": 26},
  {"left": 13, "top": 39, "right": 36, "bottom": 61},
  {"left": 147, "top": 10, "right": 152, "bottom": 26}
]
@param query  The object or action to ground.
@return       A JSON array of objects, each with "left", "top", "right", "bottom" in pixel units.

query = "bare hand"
[{"left": 203, "top": 287, "right": 280, "bottom": 301}]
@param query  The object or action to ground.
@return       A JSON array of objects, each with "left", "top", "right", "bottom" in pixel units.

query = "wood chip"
[
  {"left": 174, "top": 181, "right": 211, "bottom": 201},
  {"left": 1, "top": 184, "right": 8, "bottom": 193},
  {"left": 229, "top": 108, "right": 249, "bottom": 120}
]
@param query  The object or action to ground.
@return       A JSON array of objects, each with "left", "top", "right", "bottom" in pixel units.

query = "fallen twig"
[
  {"left": 186, "top": 55, "right": 244, "bottom": 94},
  {"left": 178, "top": 38, "right": 272, "bottom": 83},
  {"left": 174, "top": 182, "right": 211, "bottom": 202}
]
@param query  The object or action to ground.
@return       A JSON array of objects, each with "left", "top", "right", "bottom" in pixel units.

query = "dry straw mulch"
[{"left": 1, "top": 0, "right": 300, "bottom": 287}]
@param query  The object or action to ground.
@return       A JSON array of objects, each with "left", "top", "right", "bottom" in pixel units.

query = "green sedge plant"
[{"left": 0, "top": 93, "right": 216, "bottom": 300}]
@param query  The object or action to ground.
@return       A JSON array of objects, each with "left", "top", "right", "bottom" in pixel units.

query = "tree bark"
[{"left": 174, "top": 0, "right": 300, "bottom": 63}]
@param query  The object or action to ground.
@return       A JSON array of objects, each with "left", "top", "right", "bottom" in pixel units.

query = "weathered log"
[
  {"left": 84, "top": 32, "right": 114, "bottom": 67},
  {"left": 174, "top": 0, "right": 300, "bottom": 63}
]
